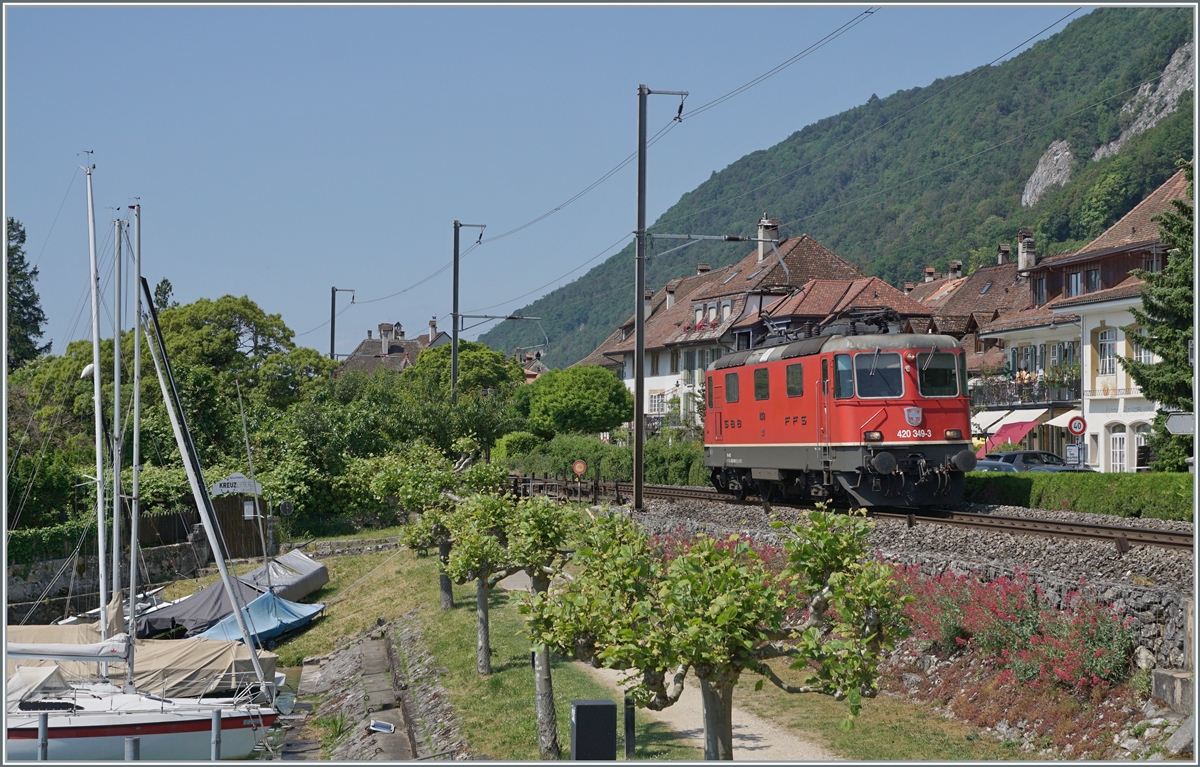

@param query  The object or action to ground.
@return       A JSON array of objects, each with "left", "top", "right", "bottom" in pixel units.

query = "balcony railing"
[{"left": 970, "top": 377, "right": 1081, "bottom": 407}]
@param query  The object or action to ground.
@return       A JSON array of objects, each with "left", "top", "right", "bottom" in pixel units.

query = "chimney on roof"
[
  {"left": 948, "top": 260, "right": 963, "bottom": 280},
  {"left": 997, "top": 244, "right": 1011, "bottom": 265},
  {"left": 696, "top": 263, "right": 711, "bottom": 274},
  {"left": 757, "top": 213, "right": 780, "bottom": 263},
  {"left": 904, "top": 281, "right": 915, "bottom": 293},
  {"left": 924, "top": 266, "right": 936, "bottom": 283},
  {"left": 367, "top": 330, "right": 373, "bottom": 339},
  {"left": 665, "top": 284, "right": 676, "bottom": 309},
  {"left": 395, "top": 323, "right": 404, "bottom": 340},
  {"left": 644, "top": 288, "right": 654, "bottom": 319},
  {"left": 429, "top": 316, "right": 437, "bottom": 341},
  {"left": 379, "top": 323, "right": 393, "bottom": 355},
  {"left": 1017, "top": 228, "right": 1037, "bottom": 271}
]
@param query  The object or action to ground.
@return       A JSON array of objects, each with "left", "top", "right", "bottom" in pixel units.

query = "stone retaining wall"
[
  {"left": 882, "top": 549, "right": 1192, "bottom": 670},
  {"left": 6, "top": 528, "right": 211, "bottom": 625}
]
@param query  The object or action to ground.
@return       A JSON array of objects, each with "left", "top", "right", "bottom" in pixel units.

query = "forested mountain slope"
[{"left": 480, "top": 8, "right": 1193, "bottom": 368}]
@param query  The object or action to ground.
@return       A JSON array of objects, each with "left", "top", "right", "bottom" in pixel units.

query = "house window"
[
  {"left": 1086, "top": 268, "right": 1101, "bottom": 293},
  {"left": 711, "top": 347, "right": 723, "bottom": 362},
  {"left": 979, "top": 282, "right": 992, "bottom": 295},
  {"left": 721, "top": 302, "right": 731, "bottom": 322},
  {"left": 683, "top": 350, "right": 694, "bottom": 373},
  {"left": 1144, "top": 252, "right": 1163, "bottom": 273},
  {"left": 1067, "top": 272, "right": 1081, "bottom": 297},
  {"left": 754, "top": 368, "right": 770, "bottom": 400},
  {"left": 1098, "top": 328, "right": 1117, "bottom": 375},
  {"left": 1132, "top": 330, "right": 1154, "bottom": 364},
  {"left": 725, "top": 372, "right": 740, "bottom": 403},
  {"left": 649, "top": 392, "right": 665, "bottom": 414},
  {"left": 708, "top": 304, "right": 717, "bottom": 322},
  {"left": 1049, "top": 343, "right": 1060, "bottom": 369},
  {"left": 786, "top": 363, "right": 804, "bottom": 397},
  {"left": 650, "top": 352, "right": 660, "bottom": 377},
  {"left": 1110, "top": 424, "right": 1127, "bottom": 473},
  {"left": 694, "top": 306, "right": 703, "bottom": 324},
  {"left": 1135, "top": 423, "right": 1152, "bottom": 467},
  {"left": 670, "top": 350, "right": 680, "bottom": 374},
  {"left": 1034, "top": 277, "right": 1046, "bottom": 306}
]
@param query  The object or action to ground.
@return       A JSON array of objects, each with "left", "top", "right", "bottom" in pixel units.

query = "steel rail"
[{"left": 567, "top": 479, "right": 1193, "bottom": 553}]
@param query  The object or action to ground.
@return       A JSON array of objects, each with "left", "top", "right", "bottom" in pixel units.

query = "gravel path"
[{"left": 497, "top": 571, "right": 839, "bottom": 761}]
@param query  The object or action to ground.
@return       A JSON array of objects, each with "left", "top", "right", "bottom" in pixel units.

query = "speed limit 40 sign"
[{"left": 1067, "top": 416, "right": 1087, "bottom": 436}]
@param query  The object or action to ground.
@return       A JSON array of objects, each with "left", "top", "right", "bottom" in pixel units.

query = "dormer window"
[
  {"left": 707, "top": 304, "right": 717, "bottom": 322},
  {"left": 1034, "top": 277, "right": 1046, "bottom": 306},
  {"left": 1086, "top": 268, "right": 1101, "bottom": 293},
  {"left": 695, "top": 306, "right": 703, "bottom": 324}
]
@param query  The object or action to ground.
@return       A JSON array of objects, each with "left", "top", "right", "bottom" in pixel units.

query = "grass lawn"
[{"left": 734, "top": 662, "right": 1018, "bottom": 761}]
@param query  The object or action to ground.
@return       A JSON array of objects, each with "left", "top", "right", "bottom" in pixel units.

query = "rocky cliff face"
[
  {"left": 1093, "top": 40, "right": 1195, "bottom": 161},
  {"left": 1021, "top": 139, "right": 1075, "bottom": 208}
]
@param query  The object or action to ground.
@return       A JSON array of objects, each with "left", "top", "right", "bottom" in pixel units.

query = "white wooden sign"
[{"left": 209, "top": 472, "right": 262, "bottom": 496}]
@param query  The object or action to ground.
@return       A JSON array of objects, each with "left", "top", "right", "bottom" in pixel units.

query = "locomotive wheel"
[
  {"left": 732, "top": 474, "right": 748, "bottom": 501},
  {"left": 710, "top": 467, "right": 724, "bottom": 492}
]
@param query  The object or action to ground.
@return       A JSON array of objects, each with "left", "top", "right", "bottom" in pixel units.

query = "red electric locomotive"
[{"left": 703, "top": 324, "right": 977, "bottom": 508}]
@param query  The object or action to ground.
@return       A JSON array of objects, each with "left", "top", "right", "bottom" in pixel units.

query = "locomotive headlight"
[
  {"left": 864, "top": 431, "right": 883, "bottom": 442},
  {"left": 944, "top": 429, "right": 963, "bottom": 440},
  {"left": 905, "top": 352, "right": 916, "bottom": 362}
]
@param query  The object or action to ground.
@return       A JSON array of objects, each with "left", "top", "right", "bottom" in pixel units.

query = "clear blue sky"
[{"left": 5, "top": 4, "right": 1091, "bottom": 359}]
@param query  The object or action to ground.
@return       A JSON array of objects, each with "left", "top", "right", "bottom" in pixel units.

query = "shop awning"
[
  {"left": 976, "top": 409, "right": 1048, "bottom": 457},
  {"left": 971, "top": 409, "right": 1011, "bottom": 434},
  {"left": 1045, "top": 409, "right": 1084, "bottom": 428}
]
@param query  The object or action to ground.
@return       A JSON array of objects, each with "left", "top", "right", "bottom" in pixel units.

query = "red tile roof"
[
  {"left": 977, "top": 301, "right": 1079, "bottom": 334},
  {"left": 906, "top": 276, "right": 966, "bottom": 308},
  {"left": 1052, "top": 275, "right": 1147, "bottom": 308},
  {"left": 689, "top": 234, "right": 864, "bottom": 301},
  {"left": 1074, "top": 169, "right": 1190, "bottom": 259}
]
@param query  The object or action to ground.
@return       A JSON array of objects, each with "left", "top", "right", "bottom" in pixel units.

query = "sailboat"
[{"left": 5, "top": 180, "right": 278, "bottom": 760}]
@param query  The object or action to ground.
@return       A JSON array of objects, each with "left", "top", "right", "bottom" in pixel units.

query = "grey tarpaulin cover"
[
  {"left": 238, "top": 548, "right": 329, "bottom": 603},
  {"left": 136, "top": 577, "right": 263, "bottom": 638}
]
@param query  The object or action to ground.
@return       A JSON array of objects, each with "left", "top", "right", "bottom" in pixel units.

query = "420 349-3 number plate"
[{"left": 895, "top": 429, "right": 932, "bottom": 439}]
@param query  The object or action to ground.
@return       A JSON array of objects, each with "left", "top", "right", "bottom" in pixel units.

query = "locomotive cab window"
[
  {"left": 786, "top": 363, "right": 804, "bottom": 397},
  {"left": 957, "top": 353, "right": 968, "bottom": 396},
  {"left": 724, "top": 371, "right": 739, "bottom": 403},
  {"left": 916, "top": 352, "right": 959, "bottom": 397},
  {"left": 834, "top": 354, "right": 854, "bottom": 399},
  {"left": 754, "top": 368, "right": 770, "bottom": 400},
  {"left": 854, "top": 352, "right": 902, "bottom": 398}
]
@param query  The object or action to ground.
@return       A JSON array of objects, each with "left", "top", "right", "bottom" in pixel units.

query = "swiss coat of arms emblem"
[{"left": 904, "top": 407, "right": 923, "bottom": 427}]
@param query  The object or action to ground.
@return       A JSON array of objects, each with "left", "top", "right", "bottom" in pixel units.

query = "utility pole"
[
  {"left": 329, "top": 287, "right": 354, "bottom": 360},
  {"left": 634, "top": 84, "right": 687, "bottom": 512},
  {"left": 452, "top": 220, "right": 485, "bottom": 405}
]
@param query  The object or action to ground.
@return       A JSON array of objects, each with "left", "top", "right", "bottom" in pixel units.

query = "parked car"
[
  {"left": 982, "top": 450, "right": 1092, "bottom": 472},
  {"left": 974, "top": 459, "right": 1018, "bottom": 472}
]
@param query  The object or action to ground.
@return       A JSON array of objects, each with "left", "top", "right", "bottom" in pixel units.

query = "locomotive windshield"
[
  {"left": 854, "top": 352, "right": 903, "bottom": 398},
  {"left": 917, "top": 352, "right": 959, "bottom": 397}
]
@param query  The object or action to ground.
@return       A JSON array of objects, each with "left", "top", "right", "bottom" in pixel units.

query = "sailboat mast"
[
  {"left": 112, "top": 218, "right": 123, "bottom": 600},
  {"left": 140, "top": 279, "right": 267, "bottom": 689},
  {"left": 126, "top": 204, "right": 141, "bottom": 693},
  {"left": 84, "top": 164, "right": 109, "bottom": 642}
]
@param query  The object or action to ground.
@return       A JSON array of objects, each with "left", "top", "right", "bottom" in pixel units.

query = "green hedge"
[
  {"left": 964, "top": 471, "right": 1194, "bottom": 521},
  {"left": 506, "top": 434, "right": 708, "bottom": 487},
  {"left": 7, "top": 518, "right": 97, "bottom": 566}
]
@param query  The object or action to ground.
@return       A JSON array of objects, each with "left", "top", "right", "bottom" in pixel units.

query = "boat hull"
[{"left": 6, "top": 707, "right": 276, "bottom": 761}]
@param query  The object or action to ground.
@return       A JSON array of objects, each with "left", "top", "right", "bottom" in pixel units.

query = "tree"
[
  {"left": 404, "top": 341, "right": 524, "bottom": 393},
  {"left": 523, "top": 365, "right": 633, "bottom": 438},
  {"left": 7, "top": 218, "right": 50, "bottom": 370},
  {"left": 443, "top": 491, "right": 577, "bottom": 759},
  {"left": 524, "top": 507, "right": 908, "bottom": 760},
  {"left": 1120, "top": 161, "right": 1193, "bottom": 470},
  {"left": 153, "top": 278, "right": 178, "bottom": 311}
]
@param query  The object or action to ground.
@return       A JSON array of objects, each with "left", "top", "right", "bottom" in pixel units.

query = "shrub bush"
[
  {"left": 7, "top": 518, "right": 96, "bottom": 565},
  {"left": 504, "top": 433, "right": 707, "bottom": 485},
  {"left": 964, "top": 471, "right": 1193, "bottom": 521},
  {"left": 492, "top": 431, "right": 543, "bottom": 462}
]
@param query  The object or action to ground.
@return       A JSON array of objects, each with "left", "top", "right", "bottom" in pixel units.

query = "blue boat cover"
[{"left": 196, "top": 591, "right": 324, "bottom": 645}]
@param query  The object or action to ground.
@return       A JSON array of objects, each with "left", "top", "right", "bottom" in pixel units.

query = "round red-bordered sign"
[
  {"left": 1067, "top": 416, "right": 1087, "bottom": 436},
  {"left": 572, "top": 459, "right": 588, "bottom": 476}
]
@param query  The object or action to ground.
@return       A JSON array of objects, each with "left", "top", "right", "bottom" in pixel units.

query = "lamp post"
[
  {"left": 452, "top": 221, "right": 486, "bottom": 405},
  {"left": 633, "top": 84, "right": 687, "bottom": 512}
]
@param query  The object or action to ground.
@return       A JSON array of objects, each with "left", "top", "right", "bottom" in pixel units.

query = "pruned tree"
[
  {"left": 7, "top": 218, "right": 51, "bottom": 371},
  {"left": 523, "top": 506, "right": 908, "bottom": 760},
  {"left": 444, "top": 493, "right": 578, "bottom": 758},
  {"left": 393, "top": 442, "right": 459, "bottom": 610}
]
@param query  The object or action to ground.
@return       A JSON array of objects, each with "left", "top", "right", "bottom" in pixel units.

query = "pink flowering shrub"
[{"left": 895, "top": 565, "right": 1135, "bottom": 696}]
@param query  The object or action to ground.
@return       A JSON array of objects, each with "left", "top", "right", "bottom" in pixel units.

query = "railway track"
[{"left": 513, "top": 476, "right": 1193, "bottom": 553}]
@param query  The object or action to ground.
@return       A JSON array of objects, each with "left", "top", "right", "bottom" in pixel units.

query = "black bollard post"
[{"left": 37, "top": 712, "right": 48, "bottom": 760}]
